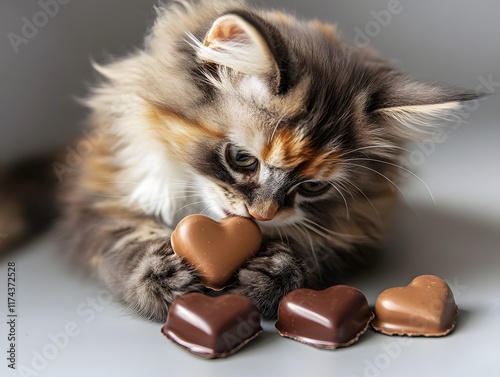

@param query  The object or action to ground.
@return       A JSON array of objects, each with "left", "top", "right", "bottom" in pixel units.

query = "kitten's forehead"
[
  {"left": 236, "top": 75, "right": 309, "bottom": 121},
  {"left": 227, "top": 77, "right": 345, "bottom": 180}
]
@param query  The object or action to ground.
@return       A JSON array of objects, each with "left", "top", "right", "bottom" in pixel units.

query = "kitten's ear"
[
  {"left": 194, "top": 14, "right": 278, "bottom": 77},
  {"left": 370, "top": 80, "right": 482, "bottom": 141}
]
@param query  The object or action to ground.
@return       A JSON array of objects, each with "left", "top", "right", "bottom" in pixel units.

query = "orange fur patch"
[
  {"left": 262, "top": 128, "right": 309, "bottom": 168},
  {"left": 301, "top": 150, "right": 342, "bottom": 178},
  {"left": 79, "top": 133, "right": 121, "bottom": 195},
  {"left": 147, "top": 104, "right": 224, "bottom": 155},
  {"left": 309, "top": 20, "right": 338, "bottom": 41},
  {"left": 267, "top": 11, "right": 293, "bottom": 25},
  {"left": 262, "top": 128, "right": 341, "bottom": 178}
]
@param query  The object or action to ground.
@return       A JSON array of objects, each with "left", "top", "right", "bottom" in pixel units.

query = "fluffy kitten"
[{"left": 55, "top": 0, "right": 478, "bottom": 321}]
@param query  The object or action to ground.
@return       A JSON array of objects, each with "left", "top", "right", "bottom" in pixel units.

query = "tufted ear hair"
[
  {"left": 191, "top": 13, "right": 280, "bottom": 78},
  {"left": 369, "top": 80, "right": 483, "bottom": 141}
]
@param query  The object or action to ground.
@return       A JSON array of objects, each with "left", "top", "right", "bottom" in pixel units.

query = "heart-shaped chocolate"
[
  {"left": 275, "top": 285, "right": 374, "bottom": 350},
  {"left": 372, "top": 275, "right": 458, "bottom": 337},
  {"left": 162, "top": 293, "right": 262, "bottom": 359},
  {"left": 171, "top": 215, "right": 262, "bottom": 290}
]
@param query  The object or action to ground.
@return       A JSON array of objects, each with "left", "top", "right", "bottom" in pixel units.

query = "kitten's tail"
[{"left": 0, "top": 150, "right": 62, "bottom": 254}]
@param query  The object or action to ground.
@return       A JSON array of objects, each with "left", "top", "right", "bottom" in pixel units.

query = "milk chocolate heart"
[
  {"left": 372, "top": 275, "right": 458, "bottom": 337},
  {"left": 162, "top": 293, "right": 262, "bottom": 359},
  {"left": 171, "top": 215, "right": 262, "bottom": 290},
  {"left": 275, "top": 285, "right": 374, "bottom": 350}
]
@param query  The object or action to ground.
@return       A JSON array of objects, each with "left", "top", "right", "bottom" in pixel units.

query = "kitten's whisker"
[
  {"left": 339, "top": 179, "right": 382, "bottom": 224},
  {"left": 301, "top": 217, "right": 364, "bottom": 241},
  {"left": 346, "top": 157, "right": 437, "bottom": 206},
  {"left": 173, "top": 200, "right": 207, "bottom": 216},
  {"left": 294, "top": 223, "right": 322, "bottom": 280},
  {"left": 167, "top": 196, "right": 204, "bottom": 202},
  {"left": 292, "top": 224, "right": 313, "bottom": 257},
  {"left": 276, "top": 225, "right": 284, "bottom": 244},
  {"left": 327, "top": 182, "right": 350, "bottom": 220},
  {"left": 335, "top": 180, "right": 355, "bottom": 201},
  {"left": 339, "top": 162, "right": 421, "bottom": 219},
  {"left": 140, "top": 199, "right": 188, "bottom": 212},
  {"left": 154, "top": 190, "right": 202, "bottom": 197},
  {"left": 200, "top": 203, "right": 218, "bottom": 216},
  {"left": 269, "top": 112, "right": 289, "bottom": 143},
  {"left": 282, "top": 225, "right": 290, "bottom": 246},
  {"left": 338, "top": 145, "right": 410, "bottom": 158},
  {"left": 166, "top": 186, "right": 202, "bottom": 191},
  {"left": 300, "top": 220, "right": 343, "bottom": 241}
]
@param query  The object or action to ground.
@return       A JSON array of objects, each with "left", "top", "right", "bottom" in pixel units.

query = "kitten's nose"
[
  {"left": 248, "top": 203, "right": 278, "bottom": 222},
  {"left": 248, "top": 212, "right": 274, "bottom": 222}
]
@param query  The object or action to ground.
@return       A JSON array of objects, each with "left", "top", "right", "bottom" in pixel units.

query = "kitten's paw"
[
  {"left": 127, "top": 240, "right": 202, "bottom": 322},
  {"left": 228, "top": 242, "right": 305, "bottom": 320}
]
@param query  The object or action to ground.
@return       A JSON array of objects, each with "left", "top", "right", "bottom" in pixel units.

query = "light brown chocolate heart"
[
  {"left": 372, "top": 275, "right": 458, "bottom": 337},
  {"left": 171, "top": 215, "right": 262, "bottom": 290}
]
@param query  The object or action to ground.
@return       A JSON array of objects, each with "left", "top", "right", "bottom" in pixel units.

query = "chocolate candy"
[
  {"left": 171, "top": 215, "right": 262, "bottom": 290},
  {"left": 372, "top": 275, "right": 458, "bottom": 337},
  {"left": 162, "top": 293, "right": 262, "bottom": 359},
  {"left": 275, "top": 286, "right": 374, "bottom": 350}
]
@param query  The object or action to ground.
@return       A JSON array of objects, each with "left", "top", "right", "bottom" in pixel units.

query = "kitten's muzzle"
[{"left": 248, "top": 203, "right": 279, "bottom": 222}]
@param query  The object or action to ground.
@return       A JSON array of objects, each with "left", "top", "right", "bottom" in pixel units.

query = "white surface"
[{"left": 1, "top": 114, "right": 499, "bottom": 377}]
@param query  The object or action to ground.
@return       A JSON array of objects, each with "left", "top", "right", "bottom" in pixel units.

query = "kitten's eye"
[
  {"left": 298, "top": 181, "right": 330, "bottom": 196},
  {"left": 226, "top": 144, "right": 259, "bottom": 172}
]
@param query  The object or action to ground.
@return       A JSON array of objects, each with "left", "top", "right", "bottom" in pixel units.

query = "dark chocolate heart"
[
  {"left": 171, "top": 215, "right": 262, "bottom": 290},
  {"left": 162, "top": 293, "right": 262, "bottom": 359},
  {"left": 275, "top": 285, "right": 374, "bottom": 349},
  {"left": 372, "top": 275, "right": 458, "bottom": 336}
]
